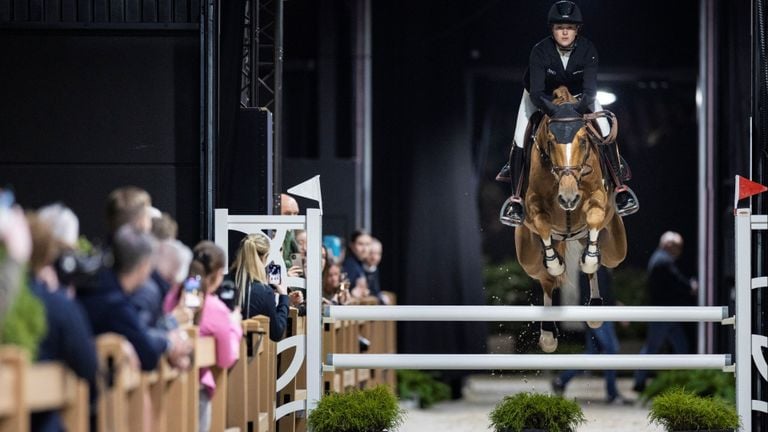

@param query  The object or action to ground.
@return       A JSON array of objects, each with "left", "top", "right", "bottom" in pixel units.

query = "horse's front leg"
[
  {"left": 529, "top": 196, "right": 565, "bottom": 277},
  {"left": 580, "top": 191, "right": 608, "bottom": 274}
]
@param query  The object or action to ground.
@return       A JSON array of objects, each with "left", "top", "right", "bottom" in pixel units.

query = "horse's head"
[{"left": 539, "top": 88, "right": 595, "bottom": 212}]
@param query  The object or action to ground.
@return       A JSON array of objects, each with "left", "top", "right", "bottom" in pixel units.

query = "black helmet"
[{"left": 548, "top": 1, "right": 583, "bottom": 25}]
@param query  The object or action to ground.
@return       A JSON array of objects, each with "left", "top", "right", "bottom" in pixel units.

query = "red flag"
[{"left": 735, "top": 175, "right": 768, "bottom": 209}]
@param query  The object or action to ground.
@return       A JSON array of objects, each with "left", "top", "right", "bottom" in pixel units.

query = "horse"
[{"left": 514, "top": 86, "right": 627, "bottom": 353}]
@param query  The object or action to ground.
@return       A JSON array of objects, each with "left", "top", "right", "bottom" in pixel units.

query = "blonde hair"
[{"left": 231, "top": 233, "right": 271, "bottom": 307}]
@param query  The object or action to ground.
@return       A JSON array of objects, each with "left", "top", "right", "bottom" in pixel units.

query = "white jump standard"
[{"left": 213, "top": 194, "right": 766, "bottom": 431}]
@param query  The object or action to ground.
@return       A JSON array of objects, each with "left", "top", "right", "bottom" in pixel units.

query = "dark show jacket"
[{"left": 524, "top": 35, "right": 598, "bottom": 115}]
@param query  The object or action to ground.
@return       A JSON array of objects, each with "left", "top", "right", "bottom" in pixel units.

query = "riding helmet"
[{"left": 548, "top": 1, "right": 583, "bottom": 25}]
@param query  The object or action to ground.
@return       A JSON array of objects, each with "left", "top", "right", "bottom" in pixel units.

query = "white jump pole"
[
  {"left": 327, "top": 354, "right": 732, "bottom": 371},
  {"left": 326, "top": 305, "right": 730, "bottom": 323}
]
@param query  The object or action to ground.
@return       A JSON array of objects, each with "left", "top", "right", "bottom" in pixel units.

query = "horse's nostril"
[{"left": 574, "top": 194, "right": 581, "bottom": 203}]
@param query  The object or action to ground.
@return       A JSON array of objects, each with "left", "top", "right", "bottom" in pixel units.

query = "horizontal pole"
[
  {"left": 326, "top": 305, "right": 729, "bottom": 323},
  {"left": 752, "top": 214, "right": 768, "bottom": 230},
  {"left": 328, "top": 354, "right": 732, "bottom": 371}
]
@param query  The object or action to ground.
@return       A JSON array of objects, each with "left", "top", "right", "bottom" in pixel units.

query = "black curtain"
[{"left": 372, "top": 1, "right": 487, "bottom": 369}]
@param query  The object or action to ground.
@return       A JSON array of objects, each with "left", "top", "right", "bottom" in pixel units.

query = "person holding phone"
[
  {"left": 229, "top": 233, "right": 302, "bottom": 341},
  {"left": 165, "top": 241, "right": 242, "bottom": 432}
]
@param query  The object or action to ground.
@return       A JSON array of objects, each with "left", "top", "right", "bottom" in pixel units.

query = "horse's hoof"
[
  {"left": 539, "top": 331, "right": 558, "bottom": 353},
  {"left": 586, "top": 298, "right": 603, "bottom": 328},
  {"left": 587, "top": 320, "right": 604, "bottom": 329}
]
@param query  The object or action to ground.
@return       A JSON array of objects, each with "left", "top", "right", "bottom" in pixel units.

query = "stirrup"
[
  {"left": 500, "top": 196, "right": 524, "bottom": 227},
  {"left": 614, "top": 185, "right": 639, "bottom": 217}
]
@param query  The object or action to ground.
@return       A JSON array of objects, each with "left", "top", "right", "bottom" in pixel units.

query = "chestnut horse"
[{"left": 515, "top": 86, "right": 627, "bottom": 352}]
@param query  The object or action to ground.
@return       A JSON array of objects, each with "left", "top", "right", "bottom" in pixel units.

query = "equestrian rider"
[{"left": 497, "top": 0, "right": 639, "bottom": 226}]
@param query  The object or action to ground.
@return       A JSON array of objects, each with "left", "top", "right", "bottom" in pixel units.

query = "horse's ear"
[{"left": 541, "top": 97, "right": 558, "bottom": 116}]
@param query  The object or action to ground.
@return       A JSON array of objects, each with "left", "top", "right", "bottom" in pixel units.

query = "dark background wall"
[{"left": 0, "top": 30, "right": 200, "bottom": 244}]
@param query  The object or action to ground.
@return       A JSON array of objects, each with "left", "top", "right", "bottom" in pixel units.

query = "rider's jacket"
[{"left": 524, "top": 35, "right": 598, "bottom": 116}]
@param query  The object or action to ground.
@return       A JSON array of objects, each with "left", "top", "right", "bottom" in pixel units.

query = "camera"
[{"left": 55, "top": 247, "right": 109, "bottom": 288}]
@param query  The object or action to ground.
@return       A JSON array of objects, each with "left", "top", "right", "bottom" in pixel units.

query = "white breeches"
[{"left": 513, "top": 89, "right": 611, "bottom": 148}]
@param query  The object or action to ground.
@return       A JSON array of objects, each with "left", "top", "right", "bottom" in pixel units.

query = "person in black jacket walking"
[
  {"left": 497, "top": 1, "right": 639, "bottom": 227},
  {"left": 229, "top": 233, "right": 303, "bottom": 342},
  {"left": 633, "top": 231, "right": 697, "bottom": 392}
]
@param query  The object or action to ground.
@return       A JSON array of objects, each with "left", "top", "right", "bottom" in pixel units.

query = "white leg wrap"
[
  {"left": 542, "top": 237, "right": 565, "bottom": 276},
  {"left": 580, "top": 229, "right": 601, "bottom": 274}
]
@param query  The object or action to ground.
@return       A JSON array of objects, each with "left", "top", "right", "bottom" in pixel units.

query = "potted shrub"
[
  {"left": 488, "top": 392, "right": 586, "bottom": 432},
  {"left": 308, "top": 385, "right": 406, "bottom": 432},
  {"left": 648, "top": 388, "right": 740, "bottom": 432}
]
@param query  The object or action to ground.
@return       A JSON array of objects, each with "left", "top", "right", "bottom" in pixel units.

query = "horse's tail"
[{"left": 560, "top": 240, "right": 583, "bottom": 306}]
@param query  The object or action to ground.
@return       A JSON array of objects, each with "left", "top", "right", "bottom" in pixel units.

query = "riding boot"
[
  {"left": 599, "top": 142, "right": 639, "bottom": 216},
  {"left": 495, "top": 146, "right": 514, "bottom": 183},
  {"left": 499, "top": 145, "right": 527, "bottom": 227}
]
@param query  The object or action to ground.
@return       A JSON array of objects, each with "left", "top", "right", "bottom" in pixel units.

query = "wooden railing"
[
  {"left": 0, "top": 302, "right": 397, "bottom": 432},
  {"left": 0, "top": 346, "right": 89, "bottom": 432}
]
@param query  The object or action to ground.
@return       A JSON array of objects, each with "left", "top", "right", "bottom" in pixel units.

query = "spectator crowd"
[{"left": 0, "top": 186, "right": 390, "bottom": 432}]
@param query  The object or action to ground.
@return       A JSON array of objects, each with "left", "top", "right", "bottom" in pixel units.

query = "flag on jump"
[
  {"left": 734, "top": 175, "right": 768, "bottom": 210},
  {"left": 288, "top": 175, "right": 323, "bottom": 213}
]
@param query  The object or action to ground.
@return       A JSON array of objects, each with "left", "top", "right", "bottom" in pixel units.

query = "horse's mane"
[{"left": 552, "top": 86, "right": 577, "bottom": 105}]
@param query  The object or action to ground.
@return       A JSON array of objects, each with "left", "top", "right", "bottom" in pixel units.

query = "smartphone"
[
  {"left": 183, "top": 276, "right": 202, "bottom": 309},
  {"left": 267, "top": 262, "right": 282, "bottom": 285},
  {"left": 290, "top": 253, "right": 304, "bottom": 272}
]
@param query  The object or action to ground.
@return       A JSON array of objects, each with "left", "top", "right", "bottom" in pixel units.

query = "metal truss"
[{"left": 240, "top": 0, "right": 282, "bottom": 111}]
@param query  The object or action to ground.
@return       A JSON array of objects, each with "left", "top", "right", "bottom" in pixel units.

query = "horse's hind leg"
[
  {"left": 539, "top": 278, "right": 560, "bottom": 353},
  {"left": 586, "top": 271, "right": 604, "bottom": 329}
]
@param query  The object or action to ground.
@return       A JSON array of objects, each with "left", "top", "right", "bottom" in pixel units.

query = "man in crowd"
[{"left": 633, "top": 231, "right": 698, "bottom": 392}]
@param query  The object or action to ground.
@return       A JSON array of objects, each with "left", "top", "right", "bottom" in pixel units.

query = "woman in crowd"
[
  {"left": 230, "top": 233, "right": 302, "bottom": 341},
  {"left": 166, "top": 241, "right": 242, "bottom": 432}
]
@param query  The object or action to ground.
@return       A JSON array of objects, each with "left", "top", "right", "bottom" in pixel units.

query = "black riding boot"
[
  {"left": 499, "top": 145, "right": 526, "bottom": 227},
  {"left": 599, "top": 143, "right": 639, "bottom": 216}
]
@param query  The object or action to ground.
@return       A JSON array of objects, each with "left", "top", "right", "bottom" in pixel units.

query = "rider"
[{"left": 497, "top": 1, "right": 639, "bottom": 226}]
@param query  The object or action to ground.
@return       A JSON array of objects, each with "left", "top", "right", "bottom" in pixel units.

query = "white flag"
[{"left": 287, "top": 175, "right": 323, "bottom": 213}]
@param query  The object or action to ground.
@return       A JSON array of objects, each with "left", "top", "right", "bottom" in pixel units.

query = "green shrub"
[
  {"left": 396, "top": 369, "right": 451, "bottom": 408},
  {"left": 648, "top": 388, "right": 740, "bottom": 431},
  {"left": 641, "top": 370, "right": 735, "bottom": 404},
  {"left": 308, "top": 386, "right": 405, "bottom": 432},
  {"left": 0, "top": 279, "right": 47, "bottom": 359},
  {"left": 489, "top": 392, "right": 585, "bottom": 432}
]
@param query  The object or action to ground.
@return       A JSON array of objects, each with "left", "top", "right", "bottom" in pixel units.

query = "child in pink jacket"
[{"left": 165, "top": 241, "right": 242, "bottom": 432}]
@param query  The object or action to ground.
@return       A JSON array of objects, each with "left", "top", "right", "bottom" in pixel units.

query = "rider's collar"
[{"left": 551, "top": 36, "right": 578, "bottom": 52}]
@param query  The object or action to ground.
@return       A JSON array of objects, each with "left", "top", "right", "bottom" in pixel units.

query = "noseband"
[{"left": 538, "top": 110, "right": 617, "bottom": 184}]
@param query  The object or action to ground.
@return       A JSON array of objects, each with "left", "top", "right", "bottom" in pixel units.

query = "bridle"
[{"left": 537, "top": 110, "right": 618, "bottom": 184}]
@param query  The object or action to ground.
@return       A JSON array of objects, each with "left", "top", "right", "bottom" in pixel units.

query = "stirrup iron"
[
  {"left": 614, "top": 185, "right": 640, "bottom": 216},
  {"left": 500, "top": 196, "right": 524, "bottom": 227}
]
